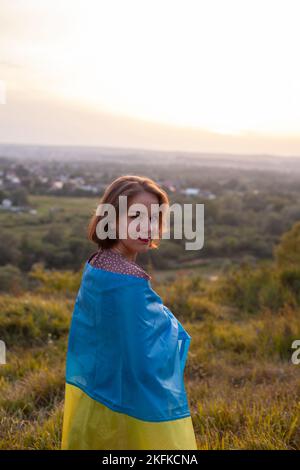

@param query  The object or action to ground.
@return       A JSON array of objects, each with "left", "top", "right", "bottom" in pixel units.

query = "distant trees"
[
  {"left": 214, "top": 221, "right": 300, "bottom": 314},
  {"left": 10, "top": 187, "right": 29, "bottom": 206},
  {"left": 0, "top": 183, "right": 300, "bottom": 272},
  {"left": 0, "top": 233, "right": 20, "bottom": 265},
  {"left": 42, "top": 227, "right": 64, "bottom": 245},
  {"left": 274, "top": 221, "right": 300, "bottom": 270}
]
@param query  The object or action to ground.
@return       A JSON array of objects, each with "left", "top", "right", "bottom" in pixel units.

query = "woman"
[{"left": 61, "top": 175, "right": 197, "bottom": 450}]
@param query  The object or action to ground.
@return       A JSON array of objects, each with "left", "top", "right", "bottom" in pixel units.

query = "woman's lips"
[{"left": 138, "top": 237, "right": 150, "bottom": 244}]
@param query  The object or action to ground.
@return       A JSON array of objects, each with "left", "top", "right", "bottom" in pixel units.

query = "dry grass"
[{"left": 0, "top": 281, "right": 300, "bottom": 449}]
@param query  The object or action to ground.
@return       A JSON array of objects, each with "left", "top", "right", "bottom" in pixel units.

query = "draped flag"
[{"left": 61, "top": 261, "right": 198, "bottom": 450}]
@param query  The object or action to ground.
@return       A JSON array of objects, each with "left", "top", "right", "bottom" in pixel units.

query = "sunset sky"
[{"left": 0, "top": 0, "right": 299, "bottom": 156}]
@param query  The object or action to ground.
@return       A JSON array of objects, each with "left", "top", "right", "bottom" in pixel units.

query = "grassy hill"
[{"left": 1, "top": 252, "right": 300, "bottom": 449}]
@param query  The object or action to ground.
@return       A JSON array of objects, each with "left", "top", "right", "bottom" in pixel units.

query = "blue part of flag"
[{"left": 65, "top": 262, "right": 192, "bottom": 423}]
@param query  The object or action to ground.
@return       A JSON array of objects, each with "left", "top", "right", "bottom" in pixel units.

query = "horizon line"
[{"left": 0, "top": 141, "right": 299, "bottom": 160}]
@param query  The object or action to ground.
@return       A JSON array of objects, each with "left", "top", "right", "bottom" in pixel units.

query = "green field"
[
  {"left": 1, "top": 197, "right": 300, "bottom": 449},
  {"left": 0, "top": 195, "right": 98, "bottom": 236}
]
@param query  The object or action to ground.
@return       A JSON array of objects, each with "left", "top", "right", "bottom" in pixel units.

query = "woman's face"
[{"left": 115, "top": 191, "right": 160, "bottom": 257}]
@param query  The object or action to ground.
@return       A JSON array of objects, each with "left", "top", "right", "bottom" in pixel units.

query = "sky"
[{"left": 0, "top": 0, "right": 300, "bottom": 156}]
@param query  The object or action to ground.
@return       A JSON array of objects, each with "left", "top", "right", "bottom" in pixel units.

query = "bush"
[
  {"left": 29, "top": 263, "right": 82, "bottom": 295},
  {"left": 0, "top": 294, "right": 73, "bottom": 346},
  {"left": 213, "top": 263, "right": 293, "bottom": 314},
  {"left": 0, "top": 265, "right": 26, "bottom": 294},
  {"left": 274, "top": 221, "right": 300, "bottom": 269}
]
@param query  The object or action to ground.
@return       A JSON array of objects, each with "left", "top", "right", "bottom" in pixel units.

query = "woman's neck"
[{"left": 110, "top": 244, "right": 137, "bottom": 263}]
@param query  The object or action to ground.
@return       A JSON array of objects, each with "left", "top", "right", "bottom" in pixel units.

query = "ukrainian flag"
[{"left": 61, "top": 261, "right": 197, "bottom": 450}]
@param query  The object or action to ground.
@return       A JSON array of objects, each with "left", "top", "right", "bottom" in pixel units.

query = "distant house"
[
  {"left": 0, "top": 199, "right": 21, "bottom": 212},
  {"left": 181, "top": 187, "right": 216, "bottom": 199},
  {"left": 78, "top": 184, "right": 99, "bottom": 193},
  {"left": 199, "top": 190, "right": 216, "bottom": 200},
  {"left": 5, "top": 173, "right": 21, "bottom": 185},
  {"left": 59, "top": 175, "right": 69, "bottom": 183},
  {"left": 51, "top": 181, "right": 64, "bottom": 190},
  {"left": 1, "top": 198, "right": 13, "bottom": 208},
  {"left": 181, "top": 188, "right": 200, "bottom": 196},
  {"left": 38, "top": 176, "right": 49, "bottom": 184},
  {"left": 0, "top": 199, "right": 37, "bottom": 214},
  {"left": 70, "top": 177, "right": 85, "bottom": 186}
]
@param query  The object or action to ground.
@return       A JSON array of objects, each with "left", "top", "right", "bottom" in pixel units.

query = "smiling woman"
[{"left": 87, "top": 175, "right": 168, "bottom": 259}]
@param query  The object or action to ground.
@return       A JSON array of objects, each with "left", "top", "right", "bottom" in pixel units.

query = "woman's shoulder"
[{"left": 87, "top": 248, "right": 151, "bottom": 281}]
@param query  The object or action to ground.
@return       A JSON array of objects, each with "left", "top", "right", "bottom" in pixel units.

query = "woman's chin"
[{"left": 134, "top": 239, "right": 151, "bottom": 252}]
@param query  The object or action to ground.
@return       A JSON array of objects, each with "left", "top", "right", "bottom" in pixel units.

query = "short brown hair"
[{"left": 87, "top": 175, "right": 169, "bottom": 250}]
